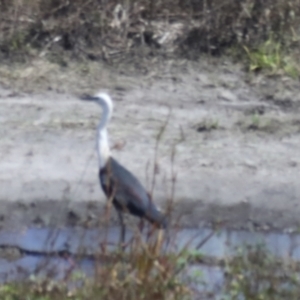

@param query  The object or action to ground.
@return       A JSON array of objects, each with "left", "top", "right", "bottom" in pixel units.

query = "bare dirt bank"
[{"left": 1, "top": 58, "right": 300, "bottom": 231}]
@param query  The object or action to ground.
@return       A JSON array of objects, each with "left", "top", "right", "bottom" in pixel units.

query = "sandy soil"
[{"left": 0, "top": 57, "right": 300, "bottom": 232}]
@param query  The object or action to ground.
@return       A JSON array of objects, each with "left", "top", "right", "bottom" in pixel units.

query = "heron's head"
[{"left": 81, "top": 92, "right": 113, "bottom": 113}]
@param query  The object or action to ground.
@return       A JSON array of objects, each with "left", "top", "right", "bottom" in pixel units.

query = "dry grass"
[
  {"left": 1, "top": 235, "right": 300, "bottom": 299},
  {"left": 0, "top": 0, "right": 300, "bottom": 61},
  {"left": 0, "top": 232, "right": 193, "bottom": 300}
]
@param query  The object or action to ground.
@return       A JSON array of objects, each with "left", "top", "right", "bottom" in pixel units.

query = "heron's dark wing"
[
  {"left": 100, "top": 158, "right": 150, "bottom": 213},
  {"left": 100, "top": 157, "right": 166, "bottom": 227}
]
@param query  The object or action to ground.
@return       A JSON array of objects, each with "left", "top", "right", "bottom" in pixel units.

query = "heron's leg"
[
  {"left": 117, "top": 210, "right": 126, "bottom": 248},
  {"left": 138, "top": 218, "right": 144, "bottom": 233}
]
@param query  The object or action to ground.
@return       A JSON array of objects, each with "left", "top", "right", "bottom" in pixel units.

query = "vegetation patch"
[
  {"left": 236, "top": 114, "right": 300, "bottom": 136},
  {"left": 0, "top": 231, "right": 193, "bottom": 300},
  {"left": 0, "top": 0, "right": 300, "bottom": 68},
  {"left": 223, "top": 244, "right": 300, "bottom": 300},
  {"left": 0, "top": 241, "right": 300, "bottom": 299},
  {"left": 243, "top": 37, "right": 299, "bottom": 77},
  {"left": 193, "top": 119, "right": 220, "bottom": 132}
]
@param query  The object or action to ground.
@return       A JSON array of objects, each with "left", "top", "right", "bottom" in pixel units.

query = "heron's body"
[
  {"left": 81, "top": 92, "right": 167, "bottom": 243},
  {"left": 100, "top": 156, "right": 167, "bottom": 228}
]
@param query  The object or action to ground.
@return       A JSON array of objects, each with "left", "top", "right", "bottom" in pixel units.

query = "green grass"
[{"left": 243, "top": 37, "right": 299, "bottom": 78}]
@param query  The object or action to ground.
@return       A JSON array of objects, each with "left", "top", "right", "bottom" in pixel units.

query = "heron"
[{"left": 81, "top": 92, "right": 167, "bottom": 245}]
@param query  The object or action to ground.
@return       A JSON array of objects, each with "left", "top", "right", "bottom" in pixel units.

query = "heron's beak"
[{"left": 80, "top": 95, "right": 98, "bottom": 102}]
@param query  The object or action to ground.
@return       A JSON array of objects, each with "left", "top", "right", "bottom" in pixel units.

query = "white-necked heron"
[{"left": 81, "top": 92, "right": 167, "bottom": 244}]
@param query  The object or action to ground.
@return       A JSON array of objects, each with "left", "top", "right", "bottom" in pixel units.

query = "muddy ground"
[{"left": 0, "top": 56, "right": 300, "bottom": 232}]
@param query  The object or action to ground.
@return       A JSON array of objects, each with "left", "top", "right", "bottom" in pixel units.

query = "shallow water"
[
  {"left": 0, "top": 227, "right": 299, "bottom": 258},
  {"left": 0, "top": 226, "right": 299, "bottom": 293}
]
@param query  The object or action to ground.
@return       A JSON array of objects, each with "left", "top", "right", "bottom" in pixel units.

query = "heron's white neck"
[
  {"left": 97, "top": 128, "right": 110, "bottom": 169},
  {"left": 97, "top": 101, "right": 112, "bottom": 169}
]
